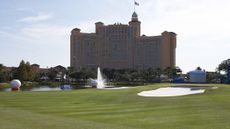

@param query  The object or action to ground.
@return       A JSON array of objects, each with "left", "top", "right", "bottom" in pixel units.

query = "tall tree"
[
  {"left": 164, "top": 67, "right": 181, "bottom": 79},
  {"left": 0, "top": 64, "right": 3, "bottom": 71},
  {"left": 16, "top": 60, "right": 27, "bottom": 81},
  {"left": 196, "top": 67, "right": 202, "bottom": 71},
  {"left": 25, "top": 61, "right": 34, "bottom": 81},
  {"left": 217, "top": 59, "right": 230, "bottom": 73},
  {"left": 14, "top": 60, "right": 34, "bottom": 81},
  {"left": 0, "top": 64, "right": 5, "bottom": 82},
  {"left": 47, "top": 67, "right": 58, "bottom": 81}
]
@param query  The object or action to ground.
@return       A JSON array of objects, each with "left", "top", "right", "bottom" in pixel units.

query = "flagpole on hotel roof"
[{"left": 134, "top": 0, "right": 136, "bottom": 12}]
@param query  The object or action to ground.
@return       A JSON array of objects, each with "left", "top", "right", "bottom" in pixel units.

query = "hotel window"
[
  {"left": 77, "top": 41, "right": 81, "bottom": 61},
  {"left": 156, "top": 43, "right": 160, "bottom": 66}
]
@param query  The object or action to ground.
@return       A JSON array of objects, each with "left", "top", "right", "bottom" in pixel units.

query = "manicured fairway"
[{"left": 0, "top": 83, "right": 230, "bottom": 129}]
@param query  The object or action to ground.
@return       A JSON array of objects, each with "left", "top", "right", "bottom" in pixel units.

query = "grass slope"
[{"left": 0, "top": 83, "right": 230, "bottom": 129}]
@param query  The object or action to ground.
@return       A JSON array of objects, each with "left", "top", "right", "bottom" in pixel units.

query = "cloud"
[
  {"left": 16, "top": 7, "right": 29, "bottom": 11},
  {"left": 76, "top": 21, "right": 95, "bottom": 33},
  {"left": 20, "top": 20, "right": 95, "bottom": 40},
  {"left": 20, "top": 24, "right": 72, "bottom": 41},
  {"left": 0, "top": 30, "right": 31, "bottom": 42},
  {"left": 137, "top": 0, "right": 230, "bottom": 72},
  {"left": 1, "top": 24, "right": 73, "bottom": 46},
  {"left": 19, "top": 13, "right": 53, "bottom": 23},
  {"left": 0, "top": 30, "right": 9, "bottom": 36}
]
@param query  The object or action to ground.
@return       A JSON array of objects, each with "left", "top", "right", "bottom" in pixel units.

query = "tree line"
[
  {"left": 0, "top": 58, "right": 230, "bottom": 83},
  {"left": 68, "top": 67, "right": 181, "bottom": 82},
  {"left": 0, "top": 60, "right": 181, "bottom": 83},
  {"left": 0, "top": 60, "right": 36, "bottom": 82}
]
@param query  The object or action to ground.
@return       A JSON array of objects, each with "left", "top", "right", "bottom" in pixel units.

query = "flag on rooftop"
[{"left": 135, "top": 1, "right": 139, "bottom": 6}]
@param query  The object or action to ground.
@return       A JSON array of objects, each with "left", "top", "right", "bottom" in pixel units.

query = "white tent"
[{"left": 189, "top": 70, "right": 206, "bottom": 83}]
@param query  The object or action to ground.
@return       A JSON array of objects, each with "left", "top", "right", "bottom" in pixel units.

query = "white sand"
[{"left": 138, "top": 87, "right": 205, "bottom": 97}]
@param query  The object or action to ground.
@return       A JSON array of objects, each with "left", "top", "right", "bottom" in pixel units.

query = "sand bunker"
[{"left": 138, "top": 87, "right": 205, "bottom": 97}]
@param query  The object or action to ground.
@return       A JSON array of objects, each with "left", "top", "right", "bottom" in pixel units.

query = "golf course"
[{"left": 1, "top": 83, "right": 230, "bottom": 129}]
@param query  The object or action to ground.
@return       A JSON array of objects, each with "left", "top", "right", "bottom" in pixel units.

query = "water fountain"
[
  {"left": 89, "top": 67, "right": 106, "bottom": 89},
  {"left": 96, "top": 67, "right": 106, "bottom": 89},
  {"left": 89, "top": 67, "right": 130, "bottom": 89}
]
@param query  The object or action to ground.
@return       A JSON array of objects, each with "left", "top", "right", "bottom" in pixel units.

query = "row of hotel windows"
[
  {"left": 72, "top": 36, "right": 161, "bottom": 67},
  {"left": 74, "top": 43, "right": 159, "bottom": 58},
  {"left": 105, "top": 28, "right": 130, "bottom": 34},
  {"left": 103, "top": 27, "right": 135, "bottom": 36},
  {"left": 73, "top": 39, "right": 163, "bottom": 47},
  {"left": 135, "top": 42, "right": 160, "bottom": 67}
]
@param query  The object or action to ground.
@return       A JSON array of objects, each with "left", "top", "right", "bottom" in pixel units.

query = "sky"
[{"left": 0, "top": 0, "right": 229, "bottom": 73}]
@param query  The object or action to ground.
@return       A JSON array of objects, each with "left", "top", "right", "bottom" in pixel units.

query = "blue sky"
[{"left": 0, "top": 0, "right": 229, "bottom": 72}]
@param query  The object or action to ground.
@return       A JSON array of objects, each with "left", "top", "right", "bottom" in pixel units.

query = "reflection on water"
[
  {"left": 0, "top": 84, "right": 133, "bottom": 92},
  {"left": 1, "top": 85, "right": 74, "bottom": 92},
  {"left": 31, "top": 85, "right": 73, "bottom": 91},
  {"left": 30, "top": 86, "right": 61, "bottom": 91},
  {"left": 2, "top": 88, "right": 11, "bottom": 92}
]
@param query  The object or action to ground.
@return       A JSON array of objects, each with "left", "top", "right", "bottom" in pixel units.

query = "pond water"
[
  {"left": 0, "top": 85, "right": 135, "bottom": 92},
  {"left": 30, "top": 86, "right": 62, "bottom": 91},
  {"left": 2, "top": 88, "right": 11, "bottom": 92},
  {"left": 0, "top": 85, "right": 74, "bottom": 92}
]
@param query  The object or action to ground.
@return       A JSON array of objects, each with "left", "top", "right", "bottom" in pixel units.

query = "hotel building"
[{"left": 70, "top": 12, "right": 176, "bottom": 69}]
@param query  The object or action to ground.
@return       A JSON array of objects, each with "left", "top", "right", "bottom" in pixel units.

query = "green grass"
[
  {"left": 0, "top": 83, "right": 230, "bottom": 129},
  {"left": 0, "top": 83, "right": 10, "bottom": 88}
]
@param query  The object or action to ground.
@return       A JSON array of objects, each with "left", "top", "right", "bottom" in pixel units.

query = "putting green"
[{"left": 0, "top": 83, "right": 230, "bottom": 129}]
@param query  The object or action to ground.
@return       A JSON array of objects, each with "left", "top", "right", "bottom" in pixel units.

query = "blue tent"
[
  {"left": 189, "top": 69, "right": 206, "bottom": 83},
  {"left": 228, "top": 65, "right": 230, "bottom": 84}
]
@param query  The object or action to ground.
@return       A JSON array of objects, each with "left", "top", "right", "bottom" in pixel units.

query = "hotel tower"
[{"left": 70, "top": 12, "right": 176, "bottom": 69}]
